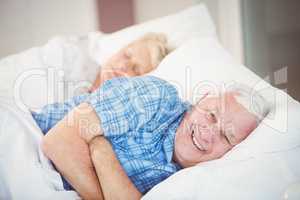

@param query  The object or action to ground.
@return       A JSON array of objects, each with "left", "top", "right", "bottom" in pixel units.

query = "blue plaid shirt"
[{"left": 31, "top": 76, "right": 190, "bottom": 194}]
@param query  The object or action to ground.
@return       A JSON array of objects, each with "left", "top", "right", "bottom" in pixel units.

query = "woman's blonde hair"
[{"left": 137, "top": 32, "right": 168, "bottom": 69}]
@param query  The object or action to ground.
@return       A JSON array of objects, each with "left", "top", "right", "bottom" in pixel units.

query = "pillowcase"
[
  {"left": 0, "top": 34, "right": 101, "bottom": 111},
  {"left": 91, "top": 4, "right": 217, "bottom": 65},
  {"left": 143, "top": 37, "right": 300, "bottom": 199},
  {"left": 150, "top": 37, "right": 269, "bottom": 103},
  {"left": 150, "top": 37, "right": 300, "bottom": 154},
  {"left": 143, "top": 147, "right": 300, "bottom": 200}
]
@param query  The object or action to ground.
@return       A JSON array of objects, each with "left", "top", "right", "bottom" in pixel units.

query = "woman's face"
[
  {"left": 173, "top": 93, "right": 258, "bottom": 168},
  {"left": 104, "top": 36, "right": 167, "bottom": 76}
]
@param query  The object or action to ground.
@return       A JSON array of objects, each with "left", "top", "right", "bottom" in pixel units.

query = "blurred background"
[{"left": 0, "top": 0, "right": 299, "bottom": 100}]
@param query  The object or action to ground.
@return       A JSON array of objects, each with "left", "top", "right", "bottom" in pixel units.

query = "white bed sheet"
[{"left": 0, "top": 97, "right": 80, "bottom": 200}]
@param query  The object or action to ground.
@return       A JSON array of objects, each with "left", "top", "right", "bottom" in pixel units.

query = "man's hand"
[{"left": 89, "top": 136, "right": 142, "bottom": 200}]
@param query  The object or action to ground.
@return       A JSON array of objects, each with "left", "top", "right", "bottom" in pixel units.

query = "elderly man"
[{"left": 32, "top": 34, "right": 269, "bottom": 200}]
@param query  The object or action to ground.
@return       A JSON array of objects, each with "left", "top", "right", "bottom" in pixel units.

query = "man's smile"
[{"left": 191, "top": 130, "right": 206, "bottom": 151}]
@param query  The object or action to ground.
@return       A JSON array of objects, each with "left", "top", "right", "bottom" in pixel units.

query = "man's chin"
[{"left": 175, "top": 152, "right": 205, "bottom": 168}]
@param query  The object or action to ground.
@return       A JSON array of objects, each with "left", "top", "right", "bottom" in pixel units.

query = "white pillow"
[
  {"left": 150, "top": 37, "right": 300, "bottom": 153},
  {"left": 143, "top": 147, "right": 300, "bottom": 200},
  {"left": 150, "top": 37, "right": 269, "bottom": 103},
  {"left": 91, "top": 4, "right": 217, "bottom": 65},
  {"left": 144, "top": 37, "right": 300, "bottom": 199},
  {"left": 0, "top": 33, "right": 102, "bottom": 111},
  {"left": 0, "top": 4, "right": 215, "bottom": 111}
]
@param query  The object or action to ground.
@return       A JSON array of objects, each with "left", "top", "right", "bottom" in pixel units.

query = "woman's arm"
[
  {"left": 89, "top": 66, "right": 136, "bottom": 93},
  {"left": 89, "top": 136, "right": 142, "bottom": 200}
]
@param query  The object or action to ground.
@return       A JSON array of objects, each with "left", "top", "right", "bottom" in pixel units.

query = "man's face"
[{"left": 173, "top": 93, "right": 258, "bottom": 167}]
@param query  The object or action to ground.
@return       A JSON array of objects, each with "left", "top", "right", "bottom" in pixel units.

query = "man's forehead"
[{"left": 200, "top": 93, "right": 239, "bottom": 108}]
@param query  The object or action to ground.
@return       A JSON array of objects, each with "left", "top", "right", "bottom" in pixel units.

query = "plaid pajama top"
[{"left": 31, "top": 76, "right": 191, "bottom": 194}]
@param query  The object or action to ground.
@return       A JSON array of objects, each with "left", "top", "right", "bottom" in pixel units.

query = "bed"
[{"left": 0, "top": 4, "right": 300, "bottom": 200}]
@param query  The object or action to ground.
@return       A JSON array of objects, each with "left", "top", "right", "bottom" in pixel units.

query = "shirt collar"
[{"left": 163, "top": 102, "right": 191, "bottom": 163}]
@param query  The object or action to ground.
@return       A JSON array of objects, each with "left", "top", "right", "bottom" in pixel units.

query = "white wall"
[
  {"left": 0, "top": 0, "right": 99, "bottom": 59},
  {"left": 133, "top": 0, "right": 220, "bottom": 28},
  {"left": 133, "top": 0, "right": 198, "bottom": 23},
  {"left": 133, "top": 0, "right": 244, "bottom": 64},
  {"left": 218, "top": 0, "right": 244, "bottom": 64},
  {"left": 1, "top": 0, "right": 245, "bottom": 65}
]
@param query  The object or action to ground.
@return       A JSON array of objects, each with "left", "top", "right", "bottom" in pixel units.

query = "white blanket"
[{"left": 0, "top": 98, "right": 80, "bottom": 200}]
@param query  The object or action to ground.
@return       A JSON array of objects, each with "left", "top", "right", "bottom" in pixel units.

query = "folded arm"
[
  {"left": 41, "top": 103, "right": 104, "bottom": 200},
  {"left": 41, "top": 103, "right": 141, "bottom": 200}
]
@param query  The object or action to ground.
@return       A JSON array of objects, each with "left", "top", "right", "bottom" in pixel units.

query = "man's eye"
[
  {"left": 223, "top": 130, "right": 237, "bottom": 146},
  {"left": 207, "top": 111, "right": 217, "bottom": 123},
  {"left": 224, "top": 134, "right": 231, "bottom": 145}
]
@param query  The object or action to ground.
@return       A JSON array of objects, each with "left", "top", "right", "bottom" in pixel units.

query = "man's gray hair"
[{"left": 227, "top": 83, "right": 270, "bottom": 122}]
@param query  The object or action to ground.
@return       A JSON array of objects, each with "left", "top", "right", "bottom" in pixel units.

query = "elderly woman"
[{"left": 32, "top": 33, "right": 269, "bottom": 200}]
